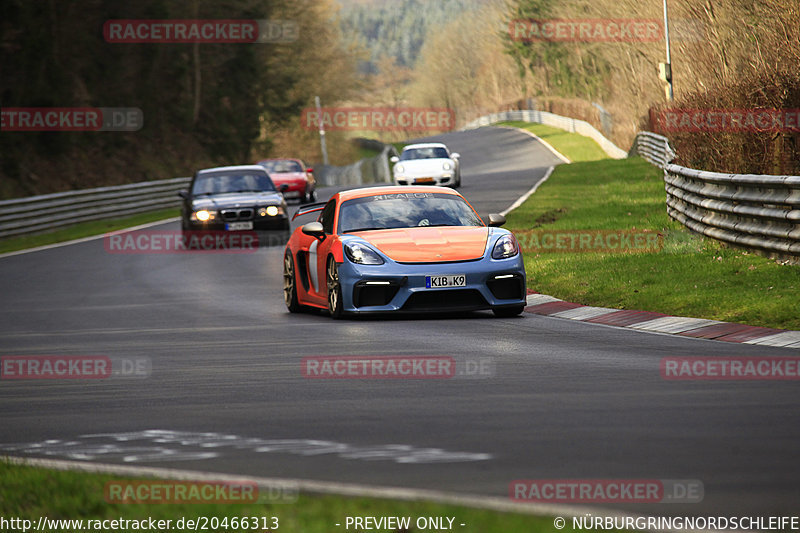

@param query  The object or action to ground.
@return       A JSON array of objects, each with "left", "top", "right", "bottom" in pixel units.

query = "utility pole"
[
  {"left": 315, "top": 96, "right": 329, "bottom": 166},
  {"left": 660, "top": 0, "right": 674, "bottom": 101}
]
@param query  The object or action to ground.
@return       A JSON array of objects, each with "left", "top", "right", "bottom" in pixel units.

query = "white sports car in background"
[{"left": 391, "top": 142, "right": 461, "bottom": 188}]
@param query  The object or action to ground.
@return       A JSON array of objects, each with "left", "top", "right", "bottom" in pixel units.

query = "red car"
[{"left": 256, "top": 158, "right": 316, "bottom": 203}]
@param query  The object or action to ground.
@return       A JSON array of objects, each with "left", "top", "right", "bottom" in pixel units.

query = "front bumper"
[
  {"left": 337, "top": 254, "right": 526, "bottom": 314},
  {"left": 276, "top": 180, "right": 311, "bottom": 199},
  {"left": 393, "top": 172, "right": 455, "bottom": 186},
  {"left": 185, "top": 216, "right": 289, "bottom": 232}
]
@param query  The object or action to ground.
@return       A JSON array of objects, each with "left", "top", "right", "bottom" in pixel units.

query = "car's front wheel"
[
  {"left": 326, "top": 257, "right": 345, "bottom": 319},
  {"left": 283, "top": 251, "right": 302, "bottom": 313},
  {"left": 493, "top": 305, "right": 524, "bottom": 318}
]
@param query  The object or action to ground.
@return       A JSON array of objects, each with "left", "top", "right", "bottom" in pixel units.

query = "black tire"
[
  {"left": 493, "top": 305, "right": 524, "bottom": 318},
  {"left": 326, "top": 257, "right": 345, "bottom": 319},
  {"left": 283, "top": 251, "right": 302, "bottom": 313}
]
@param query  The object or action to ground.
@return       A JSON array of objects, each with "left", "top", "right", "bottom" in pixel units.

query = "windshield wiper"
[{"left": 343, "top": 227, "right": 386, "bottom": 233}]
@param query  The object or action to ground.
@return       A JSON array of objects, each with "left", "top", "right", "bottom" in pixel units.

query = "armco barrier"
[
  {"left": 0, "top": 177, "right": 190, "bottom": 239},
  {"left": 463, "top": 109, "right": 628, "bottom": 159},
  {"left": 467, "top": 110, "right": 799, "bottom": 258},
  {"left": 632, "top": 132, "right": 800, "bottom": 257},
  {"left": 314, "top": 144, "right": 394, "bottom": 187},
  {"left": 0, "top": 145, "right": 395, "bottom": 239}
]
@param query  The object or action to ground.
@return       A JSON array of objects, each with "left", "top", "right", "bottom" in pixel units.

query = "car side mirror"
[
  {"left": 302, "top": 221, "right": 325, "bottom": 239},
  {"left": 390, "top": 156, "right": 399, "bottom": 163},
  {"left": 306, "top": 168, "right": 313, "bottom": 173},
  {"left": 279, "top": 183, "right": 290, "bottom": 192},
  {"left": 451, "top": 152, "right": 460, "bottom": 159},
  {"left": 487, "top": 213, "right": 506, "bottom": 227},
  {"left": 177, "top": 190, "right": 189, "bottom": 200}
]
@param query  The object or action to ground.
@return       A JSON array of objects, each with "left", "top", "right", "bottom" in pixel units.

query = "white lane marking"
[
  {"left": 0, "top": 430, "right": 491, "bottom": 464},
  {"left": 3, "top": 455, "right": 684, "bottom": 530},
  {"left": 495, "top": 125, "right": 571, "bottom": 164},
  {"left": 0, "top": 217, "right": 180, "bottom": 260},
  {"left": 501, "top": 166, "right": 555, "bottom": 217}
]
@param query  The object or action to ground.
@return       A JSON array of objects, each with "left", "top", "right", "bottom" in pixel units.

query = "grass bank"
[
  {"left": 0, "top": 461, "right": 577, "bottom": 533},
  {"left": 502, "top": 150, "right": 798, "bottom": 330},
  {"left": 497, "top": 121, "right": 609, "bottom": 162},
  {"left": 0, "top": 208, "right": 179, "bottom": 255}
]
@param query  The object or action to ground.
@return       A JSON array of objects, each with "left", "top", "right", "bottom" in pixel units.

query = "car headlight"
[
  {"left": 258, "top": 205, "right": 284, "bottom": 217},
  {"left": 443, "top": 162, "right": 452, "bottom": 170},
  {"left": 492, "top": 234, "right": 519, "bottom": 259},
  {"left": 192, "top": 209, "right": 215, "bottom": 222},
  {"left": 344, "top": 242, "right": 385, "bottom": 265},
  {"left": 394, "top": 164, "right": 405, "bottom": 174}
]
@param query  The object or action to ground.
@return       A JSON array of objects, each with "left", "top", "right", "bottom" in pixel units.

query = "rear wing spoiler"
[{"left": 292, "top": 201, "right": 327, "bottom": 221}]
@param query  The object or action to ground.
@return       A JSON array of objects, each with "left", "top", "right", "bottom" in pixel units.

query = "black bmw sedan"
[{"left": 179, "top": 165, "right": 290, "bottom": 234}]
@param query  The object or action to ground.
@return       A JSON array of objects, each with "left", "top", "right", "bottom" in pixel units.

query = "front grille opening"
[
  {"left": 402, "top": 289, "right": 488, "bottom": 312},
  {"left": 353, "top": 281, "right": 401, "bottom": 308},
  {"left": 221, "top": 208, "right": 254, "bottom": 221},
  {"left": 487, "top": 275, "right": 525, "bottom": 300}
]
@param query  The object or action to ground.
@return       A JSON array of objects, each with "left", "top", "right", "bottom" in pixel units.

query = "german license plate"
[
  {"left": 425, "top": 274, "right": 466, "bottom": 288},
  {"left": 415, "top": 177, "right": 435, "bottom": 184},
  {"left": 225, "top": 221, "right": 253, "bottom": 231}
]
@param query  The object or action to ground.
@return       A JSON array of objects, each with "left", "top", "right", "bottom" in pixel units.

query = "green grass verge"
[
  {"left": 0, "top": 462, "right": 581, "bottom": 533},
  {"left": 504, "top": 156, "right": 799, "bottom": 330},
  {"left": 0, "top": 208, "right": 179, "bottom": 255},
  {"left": 497, "top": 121, "right": 610, "bottom": 163}
]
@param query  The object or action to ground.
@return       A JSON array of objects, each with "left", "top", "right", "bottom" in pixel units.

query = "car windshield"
[
  {"left": 338, "top": 192, "right": 483, "bottom": 233},
  {"left": 399, "top": 147, "right": 449, "bottom": 161},
  {"left": 191, "top": 171, "right": 276, "bottom": 195},
  {"left": 260, "top": 160, "right": 304, "bottom": 173}
]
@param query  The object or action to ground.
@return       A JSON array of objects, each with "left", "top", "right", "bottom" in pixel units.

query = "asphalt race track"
[{"left": 1, "top": 127, "right": 798, "bottom": 517}]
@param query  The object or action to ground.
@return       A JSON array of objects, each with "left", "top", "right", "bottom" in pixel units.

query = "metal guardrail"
[
  {"left": 0, "top": 177, "right": 190, "bottom": 239},
  {"left": 0, "top": 144, "right": 395, "bottom": 239},
  {"left": 633, "top": 132, "right": 800, "bottom": 257},
  {"left": 463, "top": 109, "right": 628, "bottom": 159},
  {"left": 314, "top": 145, "right": 394, "bottom": 187},
  {"left": 629, "top": 131, "right": 675, "bottom": 167}
]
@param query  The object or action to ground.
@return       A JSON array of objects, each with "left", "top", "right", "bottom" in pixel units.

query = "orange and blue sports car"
[{"left": 282, "top": 186, "right": 526, "bottom": 318}]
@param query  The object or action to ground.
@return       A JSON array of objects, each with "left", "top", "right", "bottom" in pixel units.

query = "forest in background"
[
  {"left": 2, "top": 0, "right": 798, "bottom": 199},
  {"left": 0, "top": 0, "right": 359, "bottom": 199}
]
